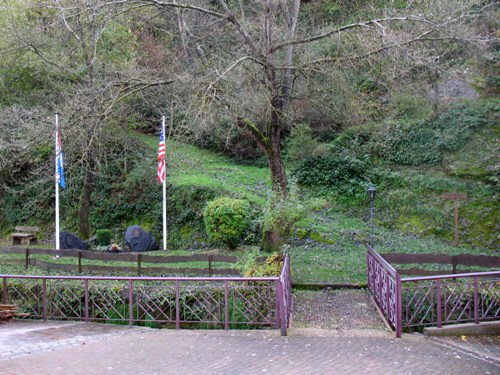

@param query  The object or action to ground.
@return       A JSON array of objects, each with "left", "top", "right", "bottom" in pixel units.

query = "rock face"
[
  {"left": 59, "top": 231, "right": 89, "bottom": 250},
  {"left": 124, "top": 225, "right": 160, "bottom": 252},
  {"left": 429, "top": 79, "right": 479, "bottom": 101}
]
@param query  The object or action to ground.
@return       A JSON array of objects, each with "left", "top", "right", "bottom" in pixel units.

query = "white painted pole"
[
  {"left": 55, "top": 113, "right": 60, "bottom": 251},
  {"left": 162, "top": 115, "right": 167, "bottom": 251}
]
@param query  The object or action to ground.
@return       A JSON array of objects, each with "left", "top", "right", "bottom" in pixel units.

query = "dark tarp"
[
  {"left": 124, "top": 225, "right": 160, "bottom": 252},
  {"left": 59, "top": 231, "right": 89, "bottom": 250}
]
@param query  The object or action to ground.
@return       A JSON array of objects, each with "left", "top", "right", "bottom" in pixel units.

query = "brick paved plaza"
[{"left": 0, "top": 289, "right": 498, "bottom": 374}]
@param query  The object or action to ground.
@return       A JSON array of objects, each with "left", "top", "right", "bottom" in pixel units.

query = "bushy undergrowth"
[
  {"left": 293, "top": 153, "right": 374, "bottom": 194},
  {"left": 331, "top": 100, "right": 497, "bottom": 168}
]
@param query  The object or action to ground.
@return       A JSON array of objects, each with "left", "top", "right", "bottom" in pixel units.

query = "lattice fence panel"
[
  {"left": 47, "top": 280, "right": 85, "bottom": 319},
  {"left": 479, "top": 280, "right": 500, "bottom": 319},
  {"left": 442, "top": 281, "right": 474, "bottom": 323},
  {"left": 180, "top": 283, "right": 224, "bottom": 324},
  {"left": 402, "top": 283, "right": 436, "bottom": 327},
  {"left": 229, "top": 282, "right": 275, "bottom": 326},
  {"left": 136, "top": 283, "right": 176, "bottom": 323},
  {"left": 4, "top": 280, "right": 43, "bottom": 317},
  {"left": 88, "top": 282, "right": 128, "bottom": 322}
]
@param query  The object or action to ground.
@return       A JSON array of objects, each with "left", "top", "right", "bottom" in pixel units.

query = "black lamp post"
[{"left": 367, "top": 185, "right": 376, "bottom": 247}]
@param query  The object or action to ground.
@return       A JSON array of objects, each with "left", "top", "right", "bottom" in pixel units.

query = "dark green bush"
[
  {"left": 96, "top": 229, "right": 113, "bottom": 246},
  {"left": 331, "top": 100, "right": 497, "bottom": 168},
  {"left": 203, "top": 197, "right": 250, "bottom": 250},
  {"left": 293, "top": 153, "right": 374, "bottom": 194}
]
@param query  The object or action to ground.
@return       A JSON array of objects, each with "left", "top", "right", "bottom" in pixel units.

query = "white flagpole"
[
  {"left": 55, "top": 113, "right": 60, "bottom": 251},
  {"left": 162, "top": 115, "right": 167, "bottom": 251}
]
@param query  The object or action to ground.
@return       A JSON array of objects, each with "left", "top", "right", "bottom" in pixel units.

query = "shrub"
[
  {"left": 293, "top": 153, "right": 373, "bottom": 195},
  {"left": 262, "top": 182, "right": 306, "bottom": 251},
  {"left": 285, "top": 123, "right": 319, "bottom": 164},
  {"left": 96, "top": 229, "right": 113, "bottom": 246},
  {"left": 203, "top": 197, "right": 250, "bottom": 250},
  {"left": 238, "top": 250, "right": 284, "bottom": 277}
]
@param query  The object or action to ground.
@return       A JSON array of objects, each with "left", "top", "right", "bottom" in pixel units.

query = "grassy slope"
[
  {"left": 135, "top": 133, "right": 271, "bottom": 205},
  {"left": 135, "top": 133, "right": 498, "bottom": 285},
  {"left": 2, "top": 132, "right": 496, "bottom": 283}
]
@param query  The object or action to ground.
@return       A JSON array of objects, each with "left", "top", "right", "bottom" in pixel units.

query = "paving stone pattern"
[
  {"left": 1, "top": 329, "right": 499, "bottom": 375},
  {"left": 0, "top": 290, "right": 499, "bottom": 374},
  {"left": 430, "top": 335, "right": 500, "bottom": 366},
  {"left": 292, "top": 289, "right": 387, "bottom": 330}
]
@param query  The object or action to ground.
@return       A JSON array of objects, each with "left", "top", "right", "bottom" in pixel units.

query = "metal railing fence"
[
  {"left": 1, "top": 253, "right": 292, "bottom": 335},
  {"left": 367, "top": 245, "right": 500, "bottom": 337}
]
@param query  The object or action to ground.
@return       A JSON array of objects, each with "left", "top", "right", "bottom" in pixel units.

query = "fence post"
[
  {"left": 137, "top": 254, "right": 142, "bottom": 276},
  {"left": 78, "top": 251, "right": 82, "bottom": 274},
  {"left": 84, "top": 279, "right": 89, "bottom": 322},
  {"left": 275, "top": 279, "right": 281, "bottom": 329},
  {"left": 452, "top": 256, "right": 457, "bottom": 274},
  {"left": 396, "top": 273, "right": 402, "bottom": 338},
  {"left": 42, "top": 278, "right": 47, "bottom": 321},
  {"left": 386, "top": 273, "right": 391, "bottom": 319},
  {"left": 128, "top": 279, "right": 134, "bottom": 327},
  {"left": 209, "top": 255, "right": 213, "bottom": 277},
  {"left": 25, "top": 248, "right": 30, "bottom": 270},
  {"left": 276, "top": 279, "right": 287, "bottom": 336},
  {"left": 437, "top": 279, "right": 442, "bottom": 328},
  {"left": 224, "top": 280, "right": 229, "bottom": 330},
  {"left": 2, "top": 278, "right": 6, "bottom": 304},
  {"left": 474, "top": 276, "right": 479, "bottom": 324},
  {"left": 175, "top": 280, "right": 180, "bottom": 329}
]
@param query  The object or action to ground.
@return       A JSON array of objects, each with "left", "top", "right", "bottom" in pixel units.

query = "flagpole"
[
  {"left": 55, "top": 113, "right": 60, "bottom": 251},
  {"left": 162, "top": 115, "right": 167, "bottom": 251}
]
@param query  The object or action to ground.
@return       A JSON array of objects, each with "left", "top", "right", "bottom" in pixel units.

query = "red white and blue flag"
[
  {"left": 56, "top": 129, "right": 66, "bottom": 189},
  {"left": 157, "top": 129, "right": 166, "bottom": 184}
]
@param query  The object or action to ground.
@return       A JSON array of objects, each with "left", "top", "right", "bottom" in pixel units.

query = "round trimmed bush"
[
  {"left": 96, "top": 229, "right": 113, "bottom": 246},
  {"left": 203, "top": 197, "right": 250, "bottom": 250}
]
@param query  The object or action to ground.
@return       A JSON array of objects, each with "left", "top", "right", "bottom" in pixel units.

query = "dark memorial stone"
[
  {"left": 125, "top": 225, "right": 160, "bottom": 252},
  {"left": 59, "top": 231, "right": 89, "bottom": 250}
]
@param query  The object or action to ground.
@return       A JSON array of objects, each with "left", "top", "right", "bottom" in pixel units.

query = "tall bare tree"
[{"left": 125, "top": 0, "right": 495, "bottom": 250}]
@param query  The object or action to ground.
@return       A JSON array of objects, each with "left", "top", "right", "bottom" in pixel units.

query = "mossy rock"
[{"left": 309, "top": 231, "right": 336, "bottom": 245}]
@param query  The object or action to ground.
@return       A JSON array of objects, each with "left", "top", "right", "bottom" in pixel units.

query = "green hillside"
[{"left": 0, "top": 1, "right": 498, "bottom": 283}]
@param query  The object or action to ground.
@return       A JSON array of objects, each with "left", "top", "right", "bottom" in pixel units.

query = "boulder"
[
  {"left": 124, "top": 225, "right": 160, "bottom": 252},
  {"left": 59, "top": 231, "right": 89, "bottom": 250}
]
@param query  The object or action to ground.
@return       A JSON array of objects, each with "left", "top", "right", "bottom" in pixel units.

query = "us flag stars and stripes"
[{"left": 157, "top": 129, "right": 166, "bottom": 184}]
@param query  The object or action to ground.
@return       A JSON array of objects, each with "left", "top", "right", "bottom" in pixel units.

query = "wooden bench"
[
  {"left": 11, "top": 226, "right": 39, "bottom": 246},
  {"left": 0, "top": 304, "right": 29, "bottom": 323}
]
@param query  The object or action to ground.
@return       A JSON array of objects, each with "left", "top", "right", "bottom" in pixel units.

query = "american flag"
[
  {"left": 56, "top": 129, "right": 66, "bottom": 189},
  {"left": 157, "top": 129, "right": 166, "bottom": 183}
]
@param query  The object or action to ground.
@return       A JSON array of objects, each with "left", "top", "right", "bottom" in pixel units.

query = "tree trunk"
[{"left": 238, "top": 115, "right": 287, "bottom": 252}]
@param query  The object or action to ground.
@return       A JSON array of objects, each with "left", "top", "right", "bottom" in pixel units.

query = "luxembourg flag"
[{"left": 56, "top": 129, "right": 66, "bottom": 189}]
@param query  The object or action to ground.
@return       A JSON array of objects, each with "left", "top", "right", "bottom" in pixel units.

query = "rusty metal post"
[
  {"left": 224, "top": 280, "right": 229, "bottom": 330},
  {"left": 128, "top": 279, "right": 134, "bottom": 327},
  {"left": 474, "top": 276, "right": 479, "bottom": 324},
  {"left": 42, "top": 279, "right": 47, "bottom": 321},
  {"left": 436, "top": 279, "right": 442, "bottom": 328},
  {"left": 396, "top": 274, "right": 402, "bottom": 338},
  {"left": 2, "top": 278, "right": 7, "bottom": 304},
  {"left": 84, "top": 279, "right": 89, "bottom": 322},
  {"left": 175, "top": 280, "right": 180, "bottom": 329}
]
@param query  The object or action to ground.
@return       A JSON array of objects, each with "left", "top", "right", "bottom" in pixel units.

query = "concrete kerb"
[{"left": 424, "top": 321, "right": 500, "bottom": 337}]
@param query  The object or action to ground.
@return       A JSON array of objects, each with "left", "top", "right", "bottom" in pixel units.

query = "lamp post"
[{"left": 367, "top": 185, "right": 376, "bottom": 248}]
